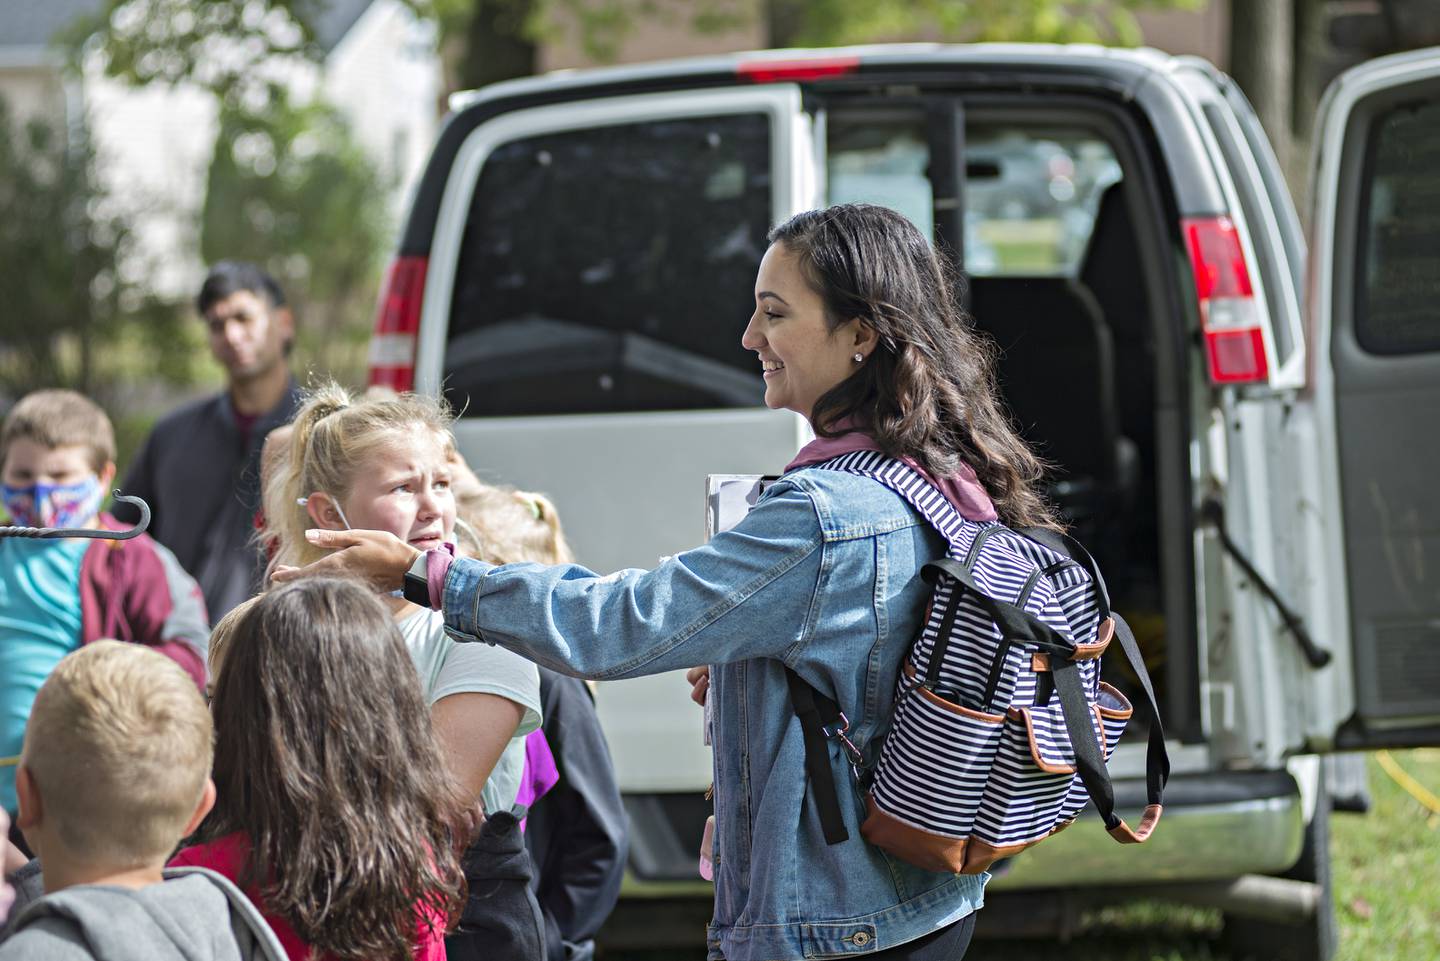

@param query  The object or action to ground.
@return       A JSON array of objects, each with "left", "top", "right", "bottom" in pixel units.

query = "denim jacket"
[{"left": 441, "top": 467, "right": 987, "bottom": 960}]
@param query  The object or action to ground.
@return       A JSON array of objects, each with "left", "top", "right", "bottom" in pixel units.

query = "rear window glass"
[
  {"left": 963, "top": 126, "right": 1120, "bottom": 276},
  {"left": 1355, "top": 98, "right": 1440, "bottom": 356},
  {"left": 444, "top": 114, "right": 772, "bottom": 417},
  {"left": 827, "top": 112, "right": 935, "bottom": 237}
]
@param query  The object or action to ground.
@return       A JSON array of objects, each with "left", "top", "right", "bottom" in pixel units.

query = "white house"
[{"left": 0, "top": 0, "right": 440, "bottom": 298}]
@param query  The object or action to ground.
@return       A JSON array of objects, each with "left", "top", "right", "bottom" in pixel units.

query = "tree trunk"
[
  {"left": 1229, "top": 0, "right": 1295, "bottom": 179},
  {"left": 766, "top": 0, "right": 808, "bottom": 48},
  {"left": 460, "top": 0, "right": 539, "bottom": 92},
  {"left": 1290, "top": 0, "right": 1327, "bottom": 212}
]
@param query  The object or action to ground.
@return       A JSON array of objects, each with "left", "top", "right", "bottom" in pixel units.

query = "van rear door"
[
  {"left": 414, "top": 84, "right": 817, "bottom": 806},
  {"left": 1308, "top": 48, "right": 1440, "bottom": 748}
]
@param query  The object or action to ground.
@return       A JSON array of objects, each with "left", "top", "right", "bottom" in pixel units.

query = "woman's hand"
[
  {"left": 685, "top": 665, "right": 710, "bottom": 706},
  {"left": 271, "top": 528, "right": 419, "bottom": 591}
]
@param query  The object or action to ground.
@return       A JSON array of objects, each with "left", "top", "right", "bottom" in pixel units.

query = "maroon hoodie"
[{"left": 76, "top": 512, "right": 209, "bottom": 689}]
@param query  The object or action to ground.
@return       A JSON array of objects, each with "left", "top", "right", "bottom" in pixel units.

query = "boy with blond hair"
[
  {"left": 0, "top": 390, "right": 208, "bottom": 827},
  {"left": 0, "top": 642, "right": 284, "bottom": 960}
]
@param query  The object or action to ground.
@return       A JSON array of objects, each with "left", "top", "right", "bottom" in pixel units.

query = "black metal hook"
[{"left": 0, "top": 491, "right": 151, "bottom": 541}]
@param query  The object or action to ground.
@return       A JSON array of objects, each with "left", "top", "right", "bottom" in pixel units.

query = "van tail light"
[
  {"left": 368, "top": 255, "right": 427, "bottom": 393},
  {"left": 1183, "top": 216, "right": 1269, "bottom": 385},
  {"left": 735, "top": 55, "right": 860, "bottom": 83}
]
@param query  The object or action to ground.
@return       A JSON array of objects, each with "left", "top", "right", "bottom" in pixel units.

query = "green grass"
[
  {"left": 600, "top": 752, "right": 1440, "bottom": 960},
  {"left": 962, "top": 750, "right": 1440, "bottom": 961},
  {"left": 1330, "top": 750, "right": 1440, "bottom": 960}
]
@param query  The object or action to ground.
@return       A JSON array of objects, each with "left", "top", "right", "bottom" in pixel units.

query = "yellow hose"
[
  {"left": 0, "top": 755, "right": 17, "bottom": 768},
  {"left": 1375, "top": 750, "right": 1440, "bottom": 828}
]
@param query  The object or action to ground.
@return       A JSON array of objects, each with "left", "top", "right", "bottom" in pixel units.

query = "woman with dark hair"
[
  {"left": 278, "top": 204, "right": 1055, "bottom": 960},
  {"left": 171, "top": 578, "right": 467, "bottom": 961}
]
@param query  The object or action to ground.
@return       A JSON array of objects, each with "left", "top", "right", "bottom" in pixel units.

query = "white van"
[{"left": 369, "top": 43, "right": 1440, "bottom": 960}]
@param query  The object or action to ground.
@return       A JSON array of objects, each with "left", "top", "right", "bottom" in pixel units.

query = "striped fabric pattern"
[{"left": 819, "top": 452, "right": 1128, "bottom": 851}]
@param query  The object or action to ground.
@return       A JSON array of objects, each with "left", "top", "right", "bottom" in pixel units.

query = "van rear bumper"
[{"left": 991, "top": 769, "right": 1304, "bottom": 889}]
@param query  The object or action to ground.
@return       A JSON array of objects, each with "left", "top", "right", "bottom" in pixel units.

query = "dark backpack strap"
[
  {"left": 1015, "top": 528, "right": 1168, "bottom": 838},
  {"left": 784, "top": 667, "right": 850, "bottom": 845}
]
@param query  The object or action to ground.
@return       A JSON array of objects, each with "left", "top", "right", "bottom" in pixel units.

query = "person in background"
[
  {"left": 456, "top": 484, "right": 628, "bottom": 961},
  {"left": 115, "top": 261, "right": 302, "bottom": 620},
  {"left": 170, "top": 579, "right": 465, "bottom": 961},
  {"left": 0, "top": 641, "right": 286, "bottom": 961},
  {"left": 0, "top": 390, "right": 208, "bottom": 849}
]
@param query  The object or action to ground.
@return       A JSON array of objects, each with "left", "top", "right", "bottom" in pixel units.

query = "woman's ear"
[
  {"left": 851, "top": 320, "right": 880, "bottom": 358},
  {"left": 304, "top": 492, "right": 346, "bottom": 531}
]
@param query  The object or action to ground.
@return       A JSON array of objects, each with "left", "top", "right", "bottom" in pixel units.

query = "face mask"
[{"left": 1, "top": 475, "right": 105, "bottom": 529}]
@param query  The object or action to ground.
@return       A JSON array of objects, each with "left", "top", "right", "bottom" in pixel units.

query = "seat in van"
[
  {"left": 966, "top": 275, "right": 1127, "bottom": 527},
  {"left": 1078, "top": 182, "right": 1156, "bottom": 580}
]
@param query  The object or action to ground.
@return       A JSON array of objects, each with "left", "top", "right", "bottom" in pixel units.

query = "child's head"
[
  {"left": 455, "top": 484, "right": 573, "bottom": 566},
  {"left": 204, "top": 594, "right": 261, "bottom": 697},
  {"left": 17, "top": 641, "right": 214, "bottom": 873},
  {"left": 0, "top": 390, "right": 116, "bottom": 529},
  {"left": 204, "top": 577, "right": 464, "bottom": 958},
  {"left": 263, "top": 382, "right": 456, "bottom": 572}
]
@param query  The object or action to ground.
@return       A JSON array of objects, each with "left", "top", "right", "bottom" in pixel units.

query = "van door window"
[
  {"left": 962, "top": 126, "right": 1121, "bottom": 276},
  {"left": 1355, "top": 98, "right": 1440, "bottom": 355},
  {"left": 826, "top": 112, "right": 935, "bottom": 237},
  {"left": 444, "top": 114, "right": 772, "bottom": 417}
]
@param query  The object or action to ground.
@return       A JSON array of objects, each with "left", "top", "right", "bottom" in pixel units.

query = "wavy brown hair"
[
  {"left": 769, "top": 204, "right": 1058, "bottom": 530},
  {"left": 197, "top": 578, "right": 467, "bottom": 960}
]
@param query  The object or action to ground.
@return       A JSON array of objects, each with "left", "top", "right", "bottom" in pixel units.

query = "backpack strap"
[
  {"left": 784, "top": 667, "right": 852, "bottom": 845},
  {"left": 1016, "top": 527, "right": 1170, "bottom": 842}
]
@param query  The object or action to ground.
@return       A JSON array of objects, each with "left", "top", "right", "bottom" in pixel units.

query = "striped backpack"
[{"left": 787, "top": 452, "right": 1169, "bottom": 875}]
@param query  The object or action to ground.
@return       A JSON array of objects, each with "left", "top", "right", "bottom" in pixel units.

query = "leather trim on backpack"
[{"left": 859, "top": 795, "right": 1081, "bottom": 875}]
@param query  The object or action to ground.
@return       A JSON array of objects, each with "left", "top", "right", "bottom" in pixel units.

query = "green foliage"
[
  {"left": 0, "top": 96, "right": 129, "bottom": 401},
  {"left": 201, "top": 96, "right": 390, "bottom": 386},
  {"left": 64, "top": 0, "right": 327, "bottom": 108},
  {"left": 770, "top": 0, "right": 1206, "bottom": 48}
]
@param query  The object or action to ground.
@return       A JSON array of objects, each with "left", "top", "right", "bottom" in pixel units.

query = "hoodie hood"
[{"left": 1, "top": 868, "right": 285, "bottom": 961}]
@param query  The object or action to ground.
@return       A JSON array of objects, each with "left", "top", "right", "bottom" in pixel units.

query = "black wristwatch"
[{"left": 402, "top": 549, "right": 432, "bottom": 607}]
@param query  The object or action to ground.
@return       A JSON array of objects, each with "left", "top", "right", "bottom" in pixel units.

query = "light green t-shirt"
[{"left": 396, "top": 608, "right": 542, "bottom": 816}]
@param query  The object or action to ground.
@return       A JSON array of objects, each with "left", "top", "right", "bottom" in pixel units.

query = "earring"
[{"left": 853, "top": 352, "right": 864, "bottom": 363}]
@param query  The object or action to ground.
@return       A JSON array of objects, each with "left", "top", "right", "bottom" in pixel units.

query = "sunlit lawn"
[{"left": 964, "top": 750, "right": 1440, "bottom": 961}]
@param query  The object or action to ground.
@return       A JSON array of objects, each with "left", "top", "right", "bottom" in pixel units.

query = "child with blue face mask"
[{"left": 0, "top": 390, "right": 209, "bottom": 835}]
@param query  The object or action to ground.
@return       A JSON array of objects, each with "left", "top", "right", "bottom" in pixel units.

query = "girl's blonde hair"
[
  {"left": 262, "top": 382, "right": 455, "bottom": 574},
  {"left": 455, "top": 484, "right": 573, "bottom": 566},
  {"left": 207, "top": 594, "right": 262, "bottom": 688}
]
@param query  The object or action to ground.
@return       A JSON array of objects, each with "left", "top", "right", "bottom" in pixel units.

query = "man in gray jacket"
[{"left": 0, "top": 642, "right": 284, "bottom": 961}]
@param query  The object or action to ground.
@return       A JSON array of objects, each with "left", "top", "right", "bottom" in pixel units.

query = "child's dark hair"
[{"left": 198, "top": 578, "right": 466, "bottom": 960}]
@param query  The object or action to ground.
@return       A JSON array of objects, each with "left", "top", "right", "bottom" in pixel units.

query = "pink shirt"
[{"left": 170, "top": 832, "right": 448, "bottom": 961}]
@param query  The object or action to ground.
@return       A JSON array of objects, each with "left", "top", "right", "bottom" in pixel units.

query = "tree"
[
  {"left": 0, "top": 96, "right": 135, "bottom": 399},
  {"left": 76, "top": 0, "right": 1206, "bottom": 103},
  {"left": 200, "top": 96, "right": 391, "bottom": 385}
]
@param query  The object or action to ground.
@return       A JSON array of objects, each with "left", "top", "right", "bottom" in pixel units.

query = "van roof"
[{"left": 448, "top": 42, "right": 1194, "bottom": 114}]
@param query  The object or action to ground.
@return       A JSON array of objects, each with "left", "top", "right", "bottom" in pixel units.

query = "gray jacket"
[{"left": 0, "top": 867, "right": 286, "bottom": 961}]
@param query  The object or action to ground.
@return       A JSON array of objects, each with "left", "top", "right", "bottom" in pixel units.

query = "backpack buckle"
[{"left": 822, "top": 713, "right": 865, "bottom": 766}]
